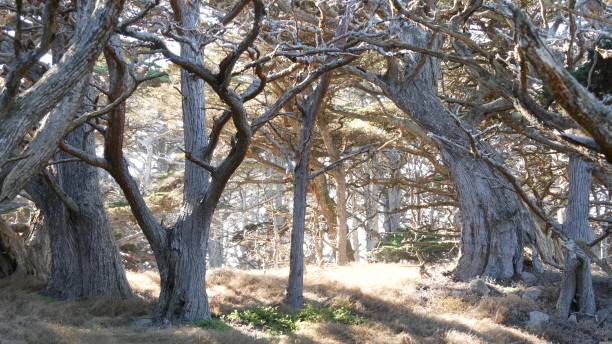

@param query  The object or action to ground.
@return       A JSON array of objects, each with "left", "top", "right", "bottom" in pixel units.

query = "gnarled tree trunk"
[
  {"left": 378, "top": 22, "right": 533, "bottom": 281},
  {"left": 29, "top": 125, "right": 131, "bottom": 299},
  {"left": 0, "top": 214, "right": 49, "bottom": 279}
]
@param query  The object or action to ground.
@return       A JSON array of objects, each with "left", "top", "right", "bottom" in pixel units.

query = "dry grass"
[{"left": 0, "top": 263, "right": 610, "bottom": 343}]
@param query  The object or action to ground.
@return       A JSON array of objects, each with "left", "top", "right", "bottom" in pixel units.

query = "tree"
[
  {"left": 0, "top": 0, "right": 126, "bottom": 204},
  {"left": 557, "top": 155, "right": 597, "bottom": 317},
  {"left": 350, "top": 3, "right": 535, "bottom": 280},
  {"left": 57, "top": 0, "right": 357, "bottom": 323},
  {"left": 286, "top": 74, "right": 331, "bottom": 309}
]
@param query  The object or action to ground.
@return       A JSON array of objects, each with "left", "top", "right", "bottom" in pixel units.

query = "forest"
[{"left": 0, "top": 0, "right": 611, "bottom": 343}]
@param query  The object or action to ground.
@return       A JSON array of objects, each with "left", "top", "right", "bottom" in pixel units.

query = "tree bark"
[
  {"left": 376, "top": 22, "right": 532, "bottom": 281},
  {"left": 383, "top": 149, "right": 402, "bottom": 233},
  {"left": 312, "top": 174, "right": 338, "bottom": 255},
  {"left": 317, "top": 118, "right": 350, "bottom": 265},
  {"left": 38, "top": 125, "right": 131, "bottom": 299},
  {"left": 0, "top": 0, "right": 125, "bottom": 192},
  {"left": 0, "top": 214, "right": 49, "bottom": 280},
  {"left": 154, "top": 0, "right": 212, "bottom": 322},
  {"left": 365, "top": 157, "right": 381, "bottom": 251},
  {"left": 286, "top": 76, "right": 330, "bottom": 309},
  {"left": 557, "top": 155, "right": 596, "bottom": 317}
]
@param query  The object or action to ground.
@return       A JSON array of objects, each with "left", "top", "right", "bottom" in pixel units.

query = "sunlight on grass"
[{"left": 224, "top": 303, "right": 364, "bottom": 335}]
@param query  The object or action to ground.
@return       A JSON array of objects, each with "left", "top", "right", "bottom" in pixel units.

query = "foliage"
[
  {"left": 225, "top": 306, "right": 297, "bottom": 335},
  {"left": 195, "top": 318, "right": 233, "bottom": 331},
  {"left": 140, "top": 69, "right": 171, "bottom": 85},
  {"left": 106, "top": 199, "right": 129, "bottom": 209},
  {"left": 224, "top": 303, "right": 364, "bottom": 335},
  {"left": 369, "top": 227, "right": 458, "bottom": 263},
  {"left": 295, "top": 303, "right": 364, "bottom": 325}
]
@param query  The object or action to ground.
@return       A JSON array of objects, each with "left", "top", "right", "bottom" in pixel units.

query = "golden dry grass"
[{"left": 0, "top": 263, "right": 609, "bottom": 343}]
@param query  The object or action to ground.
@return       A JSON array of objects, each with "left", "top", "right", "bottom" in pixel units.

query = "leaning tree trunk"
[
  {"left": 32, "top": 125, "right": 131, "bottom": 299},
  {"left": 385, "top": 85, "right": 529, "bottom": 281},
  {"left": 379, "top": 21, "right": 533, "bottom": 281},
  {"left": 557, "top": 155, "right": 596, "bottom": 318}
]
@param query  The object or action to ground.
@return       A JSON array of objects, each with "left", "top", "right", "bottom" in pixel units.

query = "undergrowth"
[
  {"left": 224, "top": 303, "right": 364, "bottom": 335},
  {"left": 195, "top": 318, "right": 233, "bottom": 331}
]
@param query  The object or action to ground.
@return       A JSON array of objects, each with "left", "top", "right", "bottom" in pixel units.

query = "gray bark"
[
  {"left": 208, "top": 239, "right": 224, "bottom": 268},
  {"left": 155, "top": 0, "right": 211, "bottom": 322},
  {"left": 0, "top": 0, "right": 125, "bottom": 197},
  {"left": 365, "top": 157, "right": 381, "bottom": 250},
  {"left": 286, "top": 76, "right": 330, "bottom": 309},
  {"left": 0, "top": 213, "right": 49, "bottom": 279},
  {"left": 317, "top": 118, "right": 350, "bottom": 265},
  {"left": 557, "top": 155, "right": 597, "bottom": 317},
  {"left": 27, "top": 125, "right": 131, "bottom": 299},
  {"left": 376, "top": 22, "right": 532, "bottom": 281},
  {"left": 313, "top": 174, "right": 338, "bottom": 254},
  {"left": 383, "top": 149, "right": 402, "bottom": 233}
]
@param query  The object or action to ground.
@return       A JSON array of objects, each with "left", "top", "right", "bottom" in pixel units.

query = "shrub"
[
  {"left": 226, "top": 306, "right": 296, "bottom": 335},
  {"left": 106, "top": 199, "right": 129, "bottom": 208},
  {"left": 195, "top": 318, "right": 233, "bottom": 331},
  {"left": 224, "top": 303, "right": 364, "bottom": 335},
  {"left": 296, "top": 304, "right": 364, "bottom": 325}
]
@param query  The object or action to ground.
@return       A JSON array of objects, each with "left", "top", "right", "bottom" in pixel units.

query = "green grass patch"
[
  {"left": 296, "top": 304, "right": 365, "bottom": 325},
  {"left": 106, "top": 199, "right": 129, "bottom": 208},
  {"left": 195, "top": 318, "right": 233, "bottom": 331},
  {"left": 224, "top": 304, "right": 364, "bottom": 335}
]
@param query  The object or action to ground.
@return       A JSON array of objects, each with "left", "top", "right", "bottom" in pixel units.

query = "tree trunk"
[
  {"left": 40, "top": 125, "right": 131, "bottom": 299},
  {"left": 365, "top": 157, "right": 381, "bottom": 251},
  {"left": 383, "top": 149, "right": 402, "bottom": 233},
  {"left": 377, "top": 22, "right": 533, "bottom": 281},
  {"left": 0, "top": 215, "right": 50, "bottom": 279},
  {"left": 440, "top": 147, "right": 527, "bottom": 281},
  {"left": 286, "top": 76, "right": 330, "bottom": 309},
  {"left": 286, "top": 146, "right": 309, "bottom": 309},
  {"left": 317, "top": 119, "right": 350, "bottom": 265},
  {"left": 557, "top": 155, "right": 596, "bottom": 318},
  {"left": 155, "top": 209, "right": 211, "bottom": 323},
  {"left": 155, "top": 0, "right": 212, "bottom": 322},
  {"left": 312, "top": 174, "right": 338, "bottom": 255},
  {"left": 0, "top": 0, "right": 125, "bottom": 198},
  {"left": 208, "top": 238, "right": 224, "bottom": 268},
  {"left": 385, "top": 88, "right": 528, "bottom": 280}
]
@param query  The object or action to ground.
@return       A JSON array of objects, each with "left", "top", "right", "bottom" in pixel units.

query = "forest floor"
[{"left": 0, "top": 263, "right": 610, "bottom": 344}]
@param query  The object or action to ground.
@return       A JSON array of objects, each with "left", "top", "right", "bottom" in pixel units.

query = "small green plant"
[
  {"left": 224, "top": 304, "right": 364, "bottom": 335},
  {"left": 144, "top": 70, "right": 171, "bottom": 84},
  {"left": 93, "top": 64, "right": 109, "bottom": 74},
  {"left": 195, "top": 318, "right": 232, "bottom": 331},
  {"left": 296, "top": 304, "right": 364, "bottom": 325},
  {"left": 106, "top": 199, "right": 129, "bottom": 208},
  {"left": 226, "top": 306, "right": 296, "bottom": 335}
]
